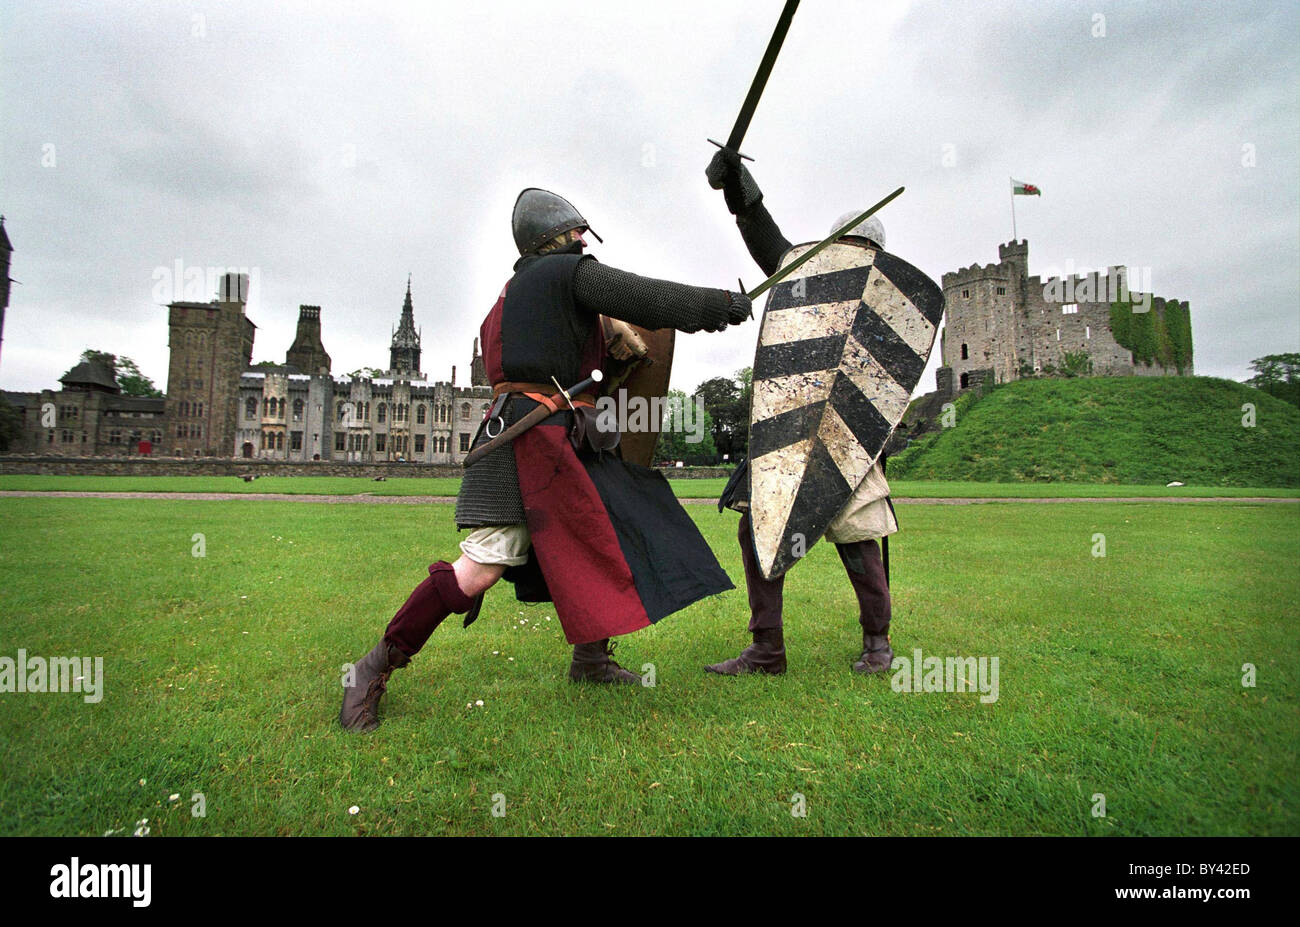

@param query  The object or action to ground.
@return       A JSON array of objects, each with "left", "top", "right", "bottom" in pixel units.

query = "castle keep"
[{"left": 937, "top": 240, "right": 1193, "bottom": 395}]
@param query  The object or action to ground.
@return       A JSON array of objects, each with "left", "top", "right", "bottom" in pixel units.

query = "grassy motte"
[{"left": 891, "top": 376, "right": 1300, "bottom": 486}]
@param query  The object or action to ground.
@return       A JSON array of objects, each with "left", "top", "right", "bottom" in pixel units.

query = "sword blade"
[
  {"left": 725, "top": 0, "right": 800, "bottom": 152},
  {"left": 746, "top": 186, "right": 905, "bottom": 300}
]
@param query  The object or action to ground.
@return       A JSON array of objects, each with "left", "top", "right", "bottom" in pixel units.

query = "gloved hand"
[
  {"left": 692, "top": 291, "right": 751, "bottom": 333},
  {"left": 726, "top": 290, "right": 753, "bottom": 325},
  {"left": 706, "top": 147, "right": 762, "bottom": 215}
]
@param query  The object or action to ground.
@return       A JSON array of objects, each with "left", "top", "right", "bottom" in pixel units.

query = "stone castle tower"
[
  {"left": 285, "top": 305, "right": 331, "bottom": 374},
  {"left": 165, "top": 272, "right": 255, "bottom": 456},
  {"left": 470, "top": 337, "right": 488, "bottom": 387},
  {"left": 0, "top": 216, "right": 12, "bottom": 370},
  {"left": 389, "top": 276, "right": 421, "bottom": 376},
  {"left": 937, "top": 240, "right": 1193, "bottom": 396}
]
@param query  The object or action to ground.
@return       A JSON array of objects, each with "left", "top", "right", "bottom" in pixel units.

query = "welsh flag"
[{"left": 1012, "top": 179, "right": 1041, "bottom": 196}]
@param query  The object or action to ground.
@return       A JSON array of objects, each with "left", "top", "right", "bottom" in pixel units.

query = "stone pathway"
[{"left": 0, "top": 491, "right": 1295, "bottom": 505}]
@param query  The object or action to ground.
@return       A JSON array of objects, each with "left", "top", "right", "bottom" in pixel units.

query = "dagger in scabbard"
[{"left": 462, "top": 370, "right": 604, "bottom": 468}]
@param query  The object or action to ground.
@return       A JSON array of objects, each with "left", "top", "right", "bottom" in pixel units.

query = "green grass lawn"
[
  {"left": 2, "top": 473, "right": 1298, "bottom": 499},
  {"left": 0, "top": 497, "right": 1295, "bottom": 836}
]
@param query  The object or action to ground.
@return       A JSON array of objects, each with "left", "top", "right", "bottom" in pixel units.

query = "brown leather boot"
[
  {"left": 853, "top": 632, "right": 894, "bottom": 675},
  {"left": 568, "top": 638, "right": 643, "bottom": 685},
  {"left": 705, "top": 626, "right": 787, "bottom": 676},
  {"left": 339, "top": 640, "right": 412, "bottom": 733}
]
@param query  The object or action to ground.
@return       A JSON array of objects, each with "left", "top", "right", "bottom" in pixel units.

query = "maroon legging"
[
  {"left": 382, "top": 561, "right": 475, "bottom": 657},
  {"left": 737, "top": 512, "right": 890, "bottom": 633}
]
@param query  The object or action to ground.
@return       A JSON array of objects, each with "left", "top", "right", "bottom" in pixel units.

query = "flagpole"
[{"left": 1010, "top": 177, "right": 1017, "bottom": 241}]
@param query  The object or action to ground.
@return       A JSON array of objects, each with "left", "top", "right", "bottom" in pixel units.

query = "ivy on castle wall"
[{"left": 1109, "top": 297, "right": 1193, "bottom": 374}]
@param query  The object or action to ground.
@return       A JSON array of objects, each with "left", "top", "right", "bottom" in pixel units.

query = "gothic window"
[
  {"left": 377, "top": 403, "right": 386, "bottom": 423},
  {"left": 376, "top": 433, "right": 386, "bottom": 452},
  {"left": 276, "top": 433, "right": 284, "bottom": 450},
  {"left": 459, "top": 433, "right": 470, "bottom": 452},
  {"left": 293, "top": 398, "right": 303, "bottom": 420},
  {"left": 197, "top": 402, "right": 204, "bottom": 418},
  {"left": 416, "top": 404, "right": 426, "bottom": 424},
  {"left": 246, "top": 397, "right": 257, "bottom": 418},
  {"left": 291, "top": 431, "right": 302, "bottom": 450},
  {"left": 961, "top": 344, "right": 969, "bottom": 360},
  {"left": 460, "top": 403, "right": 471, "bottom": 420},
  {"left": 335, "top": 433, "right": 346, "bottom": 451},
  {"left": 363, "top": 434, "right": 369, "bottom": 452},
  {"left": 415, "top": 434, "right": 425, "bottom": 453},
  {"left": 337, "top": 403, "right": 346, "bottom": 422}
]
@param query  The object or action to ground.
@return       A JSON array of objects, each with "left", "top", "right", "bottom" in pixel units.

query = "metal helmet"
[
  {"left": 511, "top": 188, "right": 602, "bottom": 256},
  {"left": 831, "top": 210, "right": 886, "bottom": 249}
]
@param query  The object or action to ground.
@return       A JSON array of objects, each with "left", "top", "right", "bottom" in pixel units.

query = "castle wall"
[{"left": 1025, "top": 269, "right": 1135, "bottom": 376}]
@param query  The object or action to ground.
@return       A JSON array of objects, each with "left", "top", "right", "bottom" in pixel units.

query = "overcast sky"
[{"left": 2, "top": 0, "right": 1296, "bottom": 398}]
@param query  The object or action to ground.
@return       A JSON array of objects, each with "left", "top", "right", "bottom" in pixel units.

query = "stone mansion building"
[{"left": 3, "top": 273, "right": 494, "bottom": 463}]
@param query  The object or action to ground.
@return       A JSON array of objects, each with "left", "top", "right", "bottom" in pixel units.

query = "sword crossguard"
[
  {"left": 550, "top": 376, "right": 576, "bottom": 412},
  {"left": 707, "top": 138, "right": 755, "bottom": 162}
]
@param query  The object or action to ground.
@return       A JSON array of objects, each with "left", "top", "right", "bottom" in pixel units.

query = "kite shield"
[{"left": 748, "top": 240, "right": 944, "bottom": 579}]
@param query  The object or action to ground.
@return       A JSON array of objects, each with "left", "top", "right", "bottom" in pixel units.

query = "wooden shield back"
[{"left": 613, "top": 326, "right": 675, "bottom": 467}]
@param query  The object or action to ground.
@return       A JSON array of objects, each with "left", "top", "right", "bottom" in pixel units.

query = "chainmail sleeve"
[
  {"left": 733, "top": 201, "right": 793, "bottom": 278},
  {"left": 572, "top": 258, "right": 734, "bottom": 332}
]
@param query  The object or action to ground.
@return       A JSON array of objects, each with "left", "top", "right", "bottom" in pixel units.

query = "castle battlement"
[{"left": 941, "top": 263, "right": 1015, "bottom": 288}]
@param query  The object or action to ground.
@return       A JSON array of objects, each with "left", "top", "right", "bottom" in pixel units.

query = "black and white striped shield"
[{"left": 748, "top": 241, "right": 945, "bottom": 579}]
